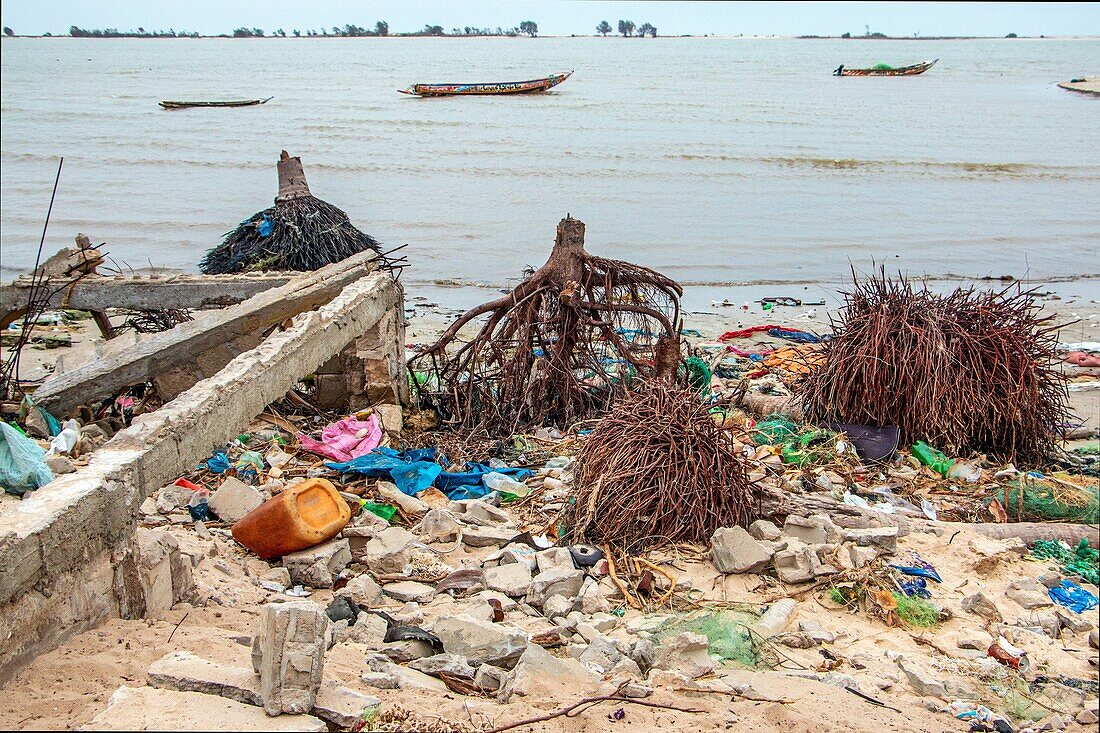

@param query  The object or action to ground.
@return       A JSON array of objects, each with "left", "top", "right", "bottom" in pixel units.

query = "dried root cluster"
[
  {"left": 799, "top": 271, "right": 1068, "bottom": 464},
  {"left": 564, "top": 380, "right": 757, "bottom": 551}
]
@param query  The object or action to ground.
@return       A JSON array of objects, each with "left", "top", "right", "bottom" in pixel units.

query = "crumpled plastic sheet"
[
  {"left": 328, "top": 447, "right": 533, "bottom": 499},
  {"left": 297, "top": 414, "right": 382, "bottom": 462},
  {"left": 1047, "top": 579, "right": 1099, "bottom": 613},
  {"left": 0, "top": 421, "right": 53, "bottom": 494}
]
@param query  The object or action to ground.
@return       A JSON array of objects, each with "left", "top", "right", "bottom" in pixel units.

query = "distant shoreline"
[{"left": 3, "top": 34, "right": 1099, "bottom": 40}]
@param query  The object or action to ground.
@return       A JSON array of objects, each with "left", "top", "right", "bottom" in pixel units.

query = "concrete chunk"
[
  {"left": 208, "top": 477, "right": 264, "bottom": 524},
  {"left": 255, "top": 600, "right": 329, "bottom": 716},
  {"left": 282, "top": 539, "right": 351, "bottom": 589},
  {"left": 710, "top": 526, "right": 773, "bottom": 574},
  {"left": 433, "top": 614, "right": 528, "bottom": 668},
  {"left": 484, "top": 562, "right": 534, "bottom": 597},
  {"left": 312, "top": 683, "right": 379, "bottom": 729}
]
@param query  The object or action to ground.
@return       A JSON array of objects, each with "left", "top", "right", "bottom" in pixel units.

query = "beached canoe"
[
  {"left": 833, "top": 59, "right": 937, "bottom": 77},
  {"left": 159, "top": 97, "right": 273, "bottom": 109},
  {"left": 399, "top": 71, "right": 573, "bottom": 97}
]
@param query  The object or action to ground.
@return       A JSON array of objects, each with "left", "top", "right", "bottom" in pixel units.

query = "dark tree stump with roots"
[
  {"left": 410, "top": 216, "right": 683, "bottom": 435},
  {"left": 199, "top": 151, "right": 382, "bottom": 274}
]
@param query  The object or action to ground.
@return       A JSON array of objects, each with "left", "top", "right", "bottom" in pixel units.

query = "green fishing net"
[
  {"left": 753, "top": 414, "right": 799, "bottom": 446},
  {"left": 1031, "top": 538, "right": 1099, "bottom": 586},
  {"left": 682, "top": 356, "right": 712, "bottom": 396},
  {"left": 652, "top": 610, "right": 761, "bottom": 667},
  {"left": 873, "top": 63, "right": 895, "bottom": 70},
  {"left": 993, "top": 478, "right": 1099, "bottom": 524}
]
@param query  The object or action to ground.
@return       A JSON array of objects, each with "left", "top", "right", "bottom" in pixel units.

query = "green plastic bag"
[{"left": 0, "top": 422, "right": 53, "bottom": 495}]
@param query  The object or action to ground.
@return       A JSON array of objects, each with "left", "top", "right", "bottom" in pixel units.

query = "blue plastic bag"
[
  {"left": 389, "top": 461, "right": 442, "bottom": 496},
  {"left": 257, "top": 214, "right": 274, "bottom": 237},
  {"left": 0, "top": 422, "right": 53, "bottom": 494},
  {"left": 1048, "top": 579, "right": 1099, "bottom": 613},
  {"left": 200, "top": 450, "right": 231, "bottom": 474}
]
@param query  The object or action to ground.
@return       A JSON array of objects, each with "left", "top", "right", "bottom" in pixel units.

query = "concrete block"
[{"left": 255, "top": 601, "right": 330, "bottom": 716}]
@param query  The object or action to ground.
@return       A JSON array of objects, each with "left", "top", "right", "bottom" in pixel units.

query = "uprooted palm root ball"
[
  {"left": 200, "top": 151, "right": 382, "bottom": 274},
  {"left": 798, "top": 272, "right": 1068, "bottom": 464},
  {"left": 409, "top": 216, "right": 683, "bottom": 435},
  {"left": 564, "top": 380, "right": 757, "bottom": 551}
]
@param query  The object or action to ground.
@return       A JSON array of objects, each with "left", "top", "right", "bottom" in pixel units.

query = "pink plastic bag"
[{"left": 297, "top": 414, "right": 382, "bottom": 462}]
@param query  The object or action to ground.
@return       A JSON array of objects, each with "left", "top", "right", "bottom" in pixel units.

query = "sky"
[{"left": 0, "top": 1, "right": 1097, "bottom": 38}]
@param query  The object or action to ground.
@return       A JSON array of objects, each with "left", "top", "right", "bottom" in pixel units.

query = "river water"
[{"left": 2, "top": 37, "right": 1098, "bottom": 301}]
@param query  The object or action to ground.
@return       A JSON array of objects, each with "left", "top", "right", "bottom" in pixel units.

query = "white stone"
[
  {"left": 383, "top": 581, "right": 436, "bottom": 604},
  {"left": 651, "top": 632, "right": 716, "bottom": 679},
  {"left": 408, "top": 653, "right": 476, "bottom": 678},
  {"left": 340, "top": 573, "right": 385, "bottom": 607},
  {"left": 312, "top": 683, "right": 380, "bottom": 729},
  {"left": 535, "top": 547, "right": 576, "bottom": 574},
  {"left": 497, "top": 643, "right": 601, "bottom": 702},
  {"left": 362, "top": 527, "right": 413, "bottom": 574},
  {"left": 748, "top": 519, "right": 781, "bottom": 541},
  {"left": 526, "top": 568, "right": 585, "bottom": 607},
  {"left": 146, "top": 651, "right": 261, "bottom": 705}
]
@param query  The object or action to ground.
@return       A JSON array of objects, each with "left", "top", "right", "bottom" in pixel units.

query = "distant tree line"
[
  {"left": 600, "top": 20, "right": 657, "bottom": 37},
  {"left": 68, "top": 26, "right": 199, "bottom": 38}
]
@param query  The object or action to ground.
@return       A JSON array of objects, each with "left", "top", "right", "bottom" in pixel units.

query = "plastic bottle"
[
  {"left": 753, "top": 598, "right": 796, "bottom": 637},
  {"left": 911, "top": 441, "right": 954, "bottom": 476},
  {"left": 483, "top": 472, "right": 529, "bottom": 495},
  {"left": 231, "top": 478, "right": 350, "bottom": 559}
]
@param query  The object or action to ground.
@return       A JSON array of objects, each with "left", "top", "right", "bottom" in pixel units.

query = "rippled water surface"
[{"left": 2, "top": 37, "right": 1098, "bottom": 287}]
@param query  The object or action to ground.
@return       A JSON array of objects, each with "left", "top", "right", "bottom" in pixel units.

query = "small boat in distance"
[
  {"left": 159, "top": 97, "right": 273, "bottom": 109},
  {"left": 399, "top": 71, "right": 573, "bottom": 97},
  {"left": 833, "top": 59, "right": 938, "bottom": 77}
]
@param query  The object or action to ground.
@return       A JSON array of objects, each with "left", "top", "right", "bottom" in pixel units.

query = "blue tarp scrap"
[
  {"left": 1048, "top": 579, "right": 1099, "bottom": 613},
  {"left": 327, "top": 447, "right": 533, "bottom": 499}
]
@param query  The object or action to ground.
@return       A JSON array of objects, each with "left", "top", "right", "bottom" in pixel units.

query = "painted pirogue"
[
  {"left": 399, "top": 70, "right": 573, "bottom": 96},
  {"left": 833, "top": 59, "right": 937, "bottom": 76}
]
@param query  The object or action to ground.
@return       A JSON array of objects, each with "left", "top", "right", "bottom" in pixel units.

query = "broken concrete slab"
[
  {"left": 651, "top": 632, "right": 716, "bottom": 679},
  {"left": 526, "top": 568, "right": 585, "bottom": 608},
  {"left": 362, "top": 527, "right": 414, "bottom": 575},
  {"left": 282, "top": 539, "right": 351, "bottom": 589},
  {"left": 1006, "top": 579, "right": 1054, "bottom": 610},
  {"left": 254, "top": 601, "right": 329, "bottom": 716},
  {"left": 408, "top": 653, "right": 477, "bottom": 679},
  {"left": 80, "top": 685, "right": 326, "bottom": 731},
  {"left": 961, "top": 592, "right": 1004, "bottom": 623},
  {"left": 844, "top": 526, "right": 899, "bottom": 553},
  {"left": 748, "top": 519, "right": 781, "bottom": 541},
  {"left": 433, "top": 614, "right": 528, "bottom": 668},
  {"left": 146, "top": 650, "right": 261, "bottom": 705},
  {"left": 382, "top": 581, "right": 436, "bottom": 604},
  {"left": 312, "top": 682, "right": 379, "bottom": 729},
  {"left": 339, "top": 573, "right": 385, "bottom": 608},
  {"left": 497, "top": 642, "right": 601, "bottom": 703},
  {"left": 34, "top": 251, "right": 384, "bottom": 416}
]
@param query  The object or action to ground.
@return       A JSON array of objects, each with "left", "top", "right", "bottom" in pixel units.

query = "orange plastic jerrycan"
[{"left": 231, "top": 478, "right": 351, "bottom": 559}]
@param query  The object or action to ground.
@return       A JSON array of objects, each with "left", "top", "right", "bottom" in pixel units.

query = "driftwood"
[{"left": 758, "top": 483, "right": 1098, "bottom": 546}]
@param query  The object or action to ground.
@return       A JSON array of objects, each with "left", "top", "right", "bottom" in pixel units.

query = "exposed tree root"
[{"left": 409, "top": 216, "right": 682, "bottom": 435}]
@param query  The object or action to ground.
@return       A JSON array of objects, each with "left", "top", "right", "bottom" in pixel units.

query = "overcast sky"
[{"left": 1, "top": 1, "right": 1097, "bottom": 37}]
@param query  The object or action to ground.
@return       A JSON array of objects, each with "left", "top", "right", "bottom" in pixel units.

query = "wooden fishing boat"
[
  {"left": 399, "top": 71, "right": 573, "bottom": 97},
  {"left": 833, "top": 59, "right": 937, "bottom": 77},
  {"left": 159, "top": 97, "right": 273, "bottom": 109}
]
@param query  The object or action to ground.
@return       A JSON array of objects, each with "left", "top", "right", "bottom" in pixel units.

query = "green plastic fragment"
[{"left": 362, "top": 502, "right": 398, "bottom": 521}]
